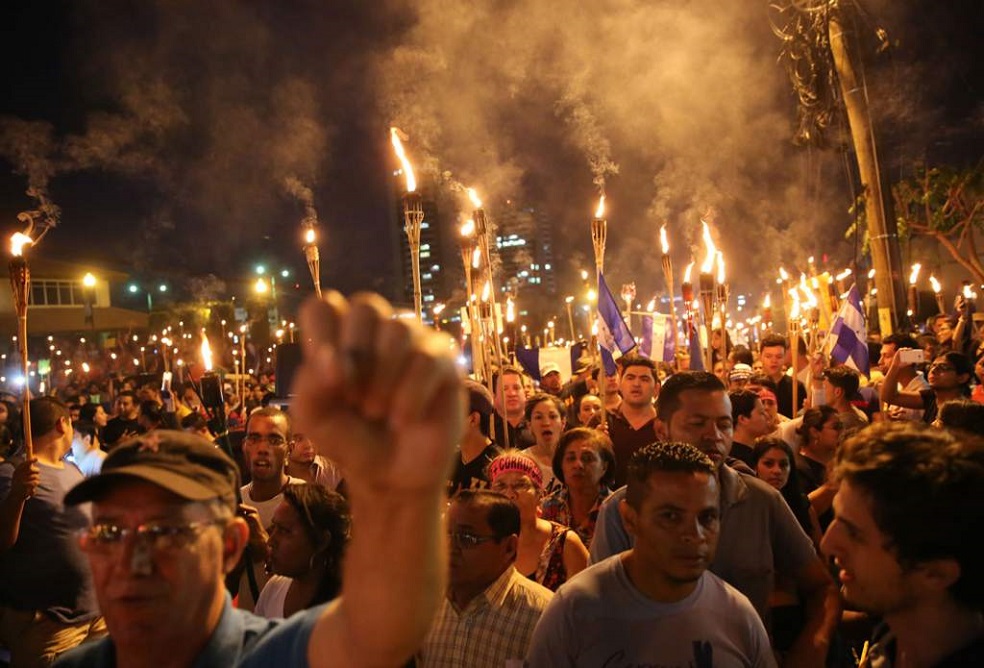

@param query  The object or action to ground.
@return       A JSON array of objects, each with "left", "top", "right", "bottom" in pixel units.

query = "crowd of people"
[{"left": 0, "top": 288, "right": 982, "bottom": 667}]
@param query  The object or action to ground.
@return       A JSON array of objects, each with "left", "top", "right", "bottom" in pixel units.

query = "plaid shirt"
[{"left": 420, "top": 566, "right": 553, "bottom": 668}]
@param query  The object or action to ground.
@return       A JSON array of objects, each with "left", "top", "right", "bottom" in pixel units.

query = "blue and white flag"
[
  {"left": 825, "top": 284, "right": 870, "bottom": 377},
  {"left": 515, "top": 342, "right": 588, "bottom": 382},
  {"left": 596, "top": 272, "right": 637, "bottom": 359},
  {"left": 640, "top": 313, "right": 675, "bottom": 363}
]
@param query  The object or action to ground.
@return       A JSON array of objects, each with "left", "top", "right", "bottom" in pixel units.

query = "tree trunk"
[{"left": 829, "top": 8, "right": 906, "bottom": 333}]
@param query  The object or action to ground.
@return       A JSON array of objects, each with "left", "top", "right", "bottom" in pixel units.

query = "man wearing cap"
[
  {"left": 56, "top": 291, "right": 464, "bottom": 668},
  {"left": 728, "top": 363, "right": 753, "bottom": 391},
  {"left": 538, "top": 363, "right": 563, "bottom": 397},
  {"left": 447, "top": 380, "right": 501, "bottom": 496}
]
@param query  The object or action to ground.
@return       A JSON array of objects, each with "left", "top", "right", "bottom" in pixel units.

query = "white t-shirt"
[
  {"left": 254, "top": 574, "right": 292, "bottom": 620},
  {"left": 241, "top": 477, "right": 306, "bottom": 528}
]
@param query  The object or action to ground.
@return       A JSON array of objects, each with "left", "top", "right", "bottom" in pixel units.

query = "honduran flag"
[
  {"left": 640, "top": 313, "right": 676, "bottom": 363},
  {"left": 825, "top": 284, "right": 870, "bottom": 377},
  {"left": 514, "top": 342, "right": 588, "bottom": 382}
]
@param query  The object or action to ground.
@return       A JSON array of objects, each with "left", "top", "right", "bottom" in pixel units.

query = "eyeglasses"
[
  {"left": 447, "top": 531, "right": 501, "bottom": 549},
  {"left": 490, "top": 480, "right": 536, "bottom": 494},
  {"left": 244, "top": 433, "right": 288, "bottom": 447},
  {"left": 929, "top": 363, "right": 956, "bottom": 373},
  {"left": 78, "top": 520, "right": 221, "bottom": 555}
]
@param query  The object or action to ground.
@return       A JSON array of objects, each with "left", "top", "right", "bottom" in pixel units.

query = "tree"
[{"left": 893, "top": 162, "right": 984, "bottom": 284}]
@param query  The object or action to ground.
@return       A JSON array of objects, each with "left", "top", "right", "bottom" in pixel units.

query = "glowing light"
[
  {"left": 699, "top": 221, "right": 717, "bottom": 274},
  {"left": 587, "top": 289, "right": 597, "bottom": 303},
  {"left": 304, "top": 228, "right": 316, "bottom": 245},
  {"left": 763, "top": 294, "right": 771, "bottom": 308},
  {"left": 481, "top": 281, "right": 491, "bottom": 303},
  {"left": 646, "top": 298, "right": 656, "bottom": 312},
  {"left": 467, "top": 188, "right": 482, "bottom": 209},
  {"left": 82, "top": 273, "right": 97, "bottom": 288},
  {"left": 254, "top": 277, "right": 269, "bottom": 294},
  {"left": 908, "top": 263, "right": 921, "bottom": 285},
  {"left": 835, "top": 269, "right": 853, "bottom": 281},
  {"left": 778, "top": 267, "right": 789, "bottom": 281},
  {"left": 659, "top": 224, "right": 669, "bottom": 254},
  {"left": 81, "top": 362, "right": 90, "bottom": 373},
  {"left": 929, "top": 275, "right": 941, "bottom": 294},
  {"left": 9, "top": 232, "right": 32, "bottom": 257},
  {"left": 716, "top": 252, "right": 725, "bottom": 284},
  {"left": 389, "top": 127, "right": 416, "bottom": 192},
  {"left": 868, "top": 268, "right": 876, "bottom": 279},
  {"left": 595, "top": 195, "right": 605, "bottom": 219},
  {"left": 683, "top": 262, "right": 695, "bottom": 284},
  {"left": 506, "top": 297, "right": 515, "bottom": 323},
  {"left": 201, "top": 334, "right": 213, "bottom": 372},
  {"left": 460, "top": 219, "right": 475, "bottom": 237},
  {"left": 471, "top": 247, "right": 481, "bottom": 269}
]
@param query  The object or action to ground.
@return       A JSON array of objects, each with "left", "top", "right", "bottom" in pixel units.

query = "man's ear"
[
  {"left": 618, "top": 498, "right": 638, "bottom": 539},
  {"left": 654, "top": 418, "right": 668, "bottom": 441},
  {"left": 222, "top": 518, "right": 250, "bottom": 573},
  {"left": 916, "top": 557, "right": 961, "bottom": 595},
  {"left": 502, "top": 534, "right": 519, "bottom": 563}
]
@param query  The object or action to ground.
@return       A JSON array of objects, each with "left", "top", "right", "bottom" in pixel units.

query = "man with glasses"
[
  {"left": 418, "top": 489, "right": 552, "bottom": 667},
  {"left": 56, "top": 290, "right": 465, "bottom": 667},
  {"left": 240, "top": 407, "right": 304, "bottom": 528},
  {"left": 881, "top": 350, "right": 974, "bottom": 424}
]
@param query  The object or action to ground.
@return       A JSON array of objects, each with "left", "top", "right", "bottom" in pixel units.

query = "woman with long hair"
[
  {"left": 255, "top": 483, "right": 350, "bottom": 619},
  {"left": 522, "top": 393, "right": 568, "bottom": 496},
  {"left": 488, "top": 450, "right": 588, "bottom": 592}
]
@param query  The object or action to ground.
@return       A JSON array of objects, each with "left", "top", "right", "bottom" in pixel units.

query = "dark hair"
[
  {"left": 832, "top": 422, "right": 984, "bottom": 609},
  {"left": 747, "top": 373, "right": 777, "bottom": 393},
  {"left": 181, "top": 412, "right": 210, "bottom": 433},
  {"left": 493, "top": 366, "right": 526, "bottom": 394},
  {"left": 751, "top": 437, "right": 815, "bottom": 540},
  {"left": 938, "top": 399, "right": 984, "bottom": 437},
  {"left": 656, "top": 371, "right": 726, "bottom": 422},
  {"left": 797, "top": 406, "right": 839, "bottom": 443},
  {"left": 729, "top": 389, "right": 761, "bottom": 423},
  {"left": 934, "top": 352, "right": 974, "bottom": 386},
  {"left": 882, "top": 333, "right": 920, "bottom": 350},
  {"left": 118, "top": 390, "right": 137, "bottom": 401},
  {"left": 281, "top": 483, "right": 350, "bottom": 605},
  {"left": 625, "top": 442, "right": 715, "bottom": 509},
  {"left": 139, "top": 400, "right": 165, "bottom": 428},
  {"left": 464, "top": 380, "right": 494, "bottom": 437},
  {"left": 617, "top": 354, "right": 657, "bottom": 376},
  {"left": 571, "top": 393, "right": 602, "bottom": 427},
  {"left": 823, "top": 366, "right": 861, "bottom": 398},
  {"left": 524, "top": 392, "right": 566, "bottom": 423},
  {"left": 73, "top": 420, "right": 98, "bottom": 443},
  {"left": 760, "top": 333, "right": 788, "bottom": 352},
  {"left": 78, "top": 403, "right": 103, "bottom": 423},
  {"left": 451, "top": 489, "right": 521, "bottom": 539},
  {"left": 29, "top": 397, "right": 69, "bottom": 440},
  {"left": 730, "top": 345, "right": 754, "bottom": 366},
  {"left": 245, "top": 406, "right": 292, "bottom": 441},
  {"left": 552, "top": 427, "right": 616, "bottom": 487}
]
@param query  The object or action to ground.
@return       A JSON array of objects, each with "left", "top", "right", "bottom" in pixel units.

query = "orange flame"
[
  {"left": 683, "top": 261, "right": 694, "bottom": 284},
  {"left": 778, "top": 266, "right": 789, "bottom": 281},
  {"left": 908, "top": 263, "right": 921, "bottom": 285},
  {"left": 201, "top": 334, "right": 213, "bottom": 372},
  {"left": 929, "top": 275, "right": 941, "bottom": 294},
  {"left": 481, "top": 281, "right": 491, "bottom": 302},
  {"left": 304, "top": 228, "right": 316, "bottom": 245},
  {"left": 471, "top": 247, "right": 481, "bottom": 269},
  {"left": 9, "top": 232, "right": 32, "bottom": 257},
  {"left": 716, "top": 252, "right": 725, "bottom": 284},
  {"left": 389, "top": 127, "right": 416, "bottom": 192},
  {"left": 460, "top": 219, "right": 475, "bottom": 237},
  {"left": 699, "top": 221, "right": 717, "bottom": 274},
  {"left": 467, "top": 188, "right": 482, "bottom": 209},
  {"left": 660, "top": 224, "right": 669, "bottom": 254},
  {"left": 595, "top": 195, "right": 605, "bottom": 219}
]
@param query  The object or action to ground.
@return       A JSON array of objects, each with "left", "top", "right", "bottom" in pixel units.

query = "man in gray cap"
[{"left": 56, "top": 291, "right": 464, "bottom": 668}]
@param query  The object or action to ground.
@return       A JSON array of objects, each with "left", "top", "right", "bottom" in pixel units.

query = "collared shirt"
[
  {"left": 419, "top": 566, "right": 553, "bottom": 668},
  {"left": 55, "top": 594, "right": 320, "bottom": 667},
  {"left": 539, "top": 486, "right": 611, "bottom": 549}
]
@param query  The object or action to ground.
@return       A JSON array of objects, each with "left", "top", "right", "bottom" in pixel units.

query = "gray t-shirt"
[
  {"left": 0, "top": 461, "right": 98, "bottom": 623},
  {"left": 589, "top": 466, "right": 819, "bottom": 622},
  {"left": 527, "top": 555, "right": 775, "bottom": 667}
]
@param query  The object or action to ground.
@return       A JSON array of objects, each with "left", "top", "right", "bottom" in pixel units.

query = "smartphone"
[{"left": 897, "top": 349, "right": 925, "bottom": 366}]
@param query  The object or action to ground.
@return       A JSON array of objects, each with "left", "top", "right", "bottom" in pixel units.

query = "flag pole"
[{"left": 591, "top": 196, "right": 608, "bottom": 428}]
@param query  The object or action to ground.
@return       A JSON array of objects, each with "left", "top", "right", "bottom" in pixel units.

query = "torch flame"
[
  {"left": 763, "top": 293, "right": 771, "bottom": 308},
  {"left": 9, "top": 232, "right": 32, "bottom": 257},
  {"left": 646, "top": 298, "right": 656, "bottom": 312},
  {"left": 683, "top": 262, "right": 694, "bottom": 284},
  {"left": 716, "top": 252, "right": 725, "bottom": 284},
  {"left": 481, "top": 281, "right": 491, "bottom": 303},
  {"left": 699, "top": 221, "right": 717, "bottom": 274},
  {"left": 594, "top": 195, "right": 605, "bottom": 219},
  {"left": 460, "top": 219, "right": 475, "bottom": 237},
  {"left": 201, "top": 334, "right": 213, "bottom": 372},
  {"left": 868, "top": 268, "right": 876, "bottom": 279},
  {"left": 835, "top": 269, "right": 853, "bottom": 281},
  {"left": 929, "top": 275, "right": 941, "bottom": 294},
  {"left": 908, "top": 263, "right": 921, "bottom": 285},
  {"left": 467, "top": 188, "right": 482, "bottom": 209},
  {"left": 778, "top": 267, "right": 789, "bottom": 281},
  {"left": 506, "top": 296, "right": 516, "bottom": 323},
  {"left": 304, "top": 228, "right": 316, "bottom": 245},
  {"left": 471, "top": 247, "right": 481, "bottom": 269},
  {"left": 660, "top": 224, "right": 669, "bottom": 254},
  {"left": 389, "top": 127, "right": 416, "bottom": 193}
]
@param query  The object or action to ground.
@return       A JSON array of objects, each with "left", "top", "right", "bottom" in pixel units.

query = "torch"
[
  {"left": 458, "top": 219, "right": 484, "bottom": 380},
  {"left": 716, "top": 252, "right": 729, "bottom": 363},
  {"left": 907, "top": 263, "right": 921, "bottom": 324},
  {"left": 479, "top": 279, "right": 509, "bottom": 448},
  {"left": 620, "top": 282, "right": 636, "bottom": 330},
  {"left": 681, "top": 261, "right": 695, "bottom": 347},
  {"left": 390, "top": 127, "right": 424, "bottom": 321},
  {"left": 8, "top": 231, "right": 34, "bottom": 458},
  {"left": 659, "top": 224, "right": 680, "bottom": 360},
  {"left": 302, "top": 226, "right": 322, "bottom": 299},
  {"left": 930, "top": 275, "right": 945, "bottom": 314},
  {"left": 788, "top": 294, "right": 802, "bottom": 414},
  {"left": 590, "top": 195, "right": 608, "bottom": 427},
  {"left": 698, "top": 221, "right": 717, "bottom": 371}
]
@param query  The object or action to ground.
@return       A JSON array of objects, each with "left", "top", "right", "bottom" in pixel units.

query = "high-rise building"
[{"left": 492, "top": 200, "right": 557, "bottom": 299}]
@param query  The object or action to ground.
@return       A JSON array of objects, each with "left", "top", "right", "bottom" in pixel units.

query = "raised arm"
[
  {"left": 879, "top": 349, "right": 925, "bottom": 410},
  {"left": 291, "top": 292, "right": 462, "bottom": 668}
]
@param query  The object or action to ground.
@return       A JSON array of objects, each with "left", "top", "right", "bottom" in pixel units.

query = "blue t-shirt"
[
  {"left": 55, "top": 595, "right": 320, "bottom": 667},
  {"left": 0, "top": 461, "right": 98, "bottom": 623}
]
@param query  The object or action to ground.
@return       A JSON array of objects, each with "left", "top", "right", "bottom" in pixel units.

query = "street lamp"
[
  {"left": 82, "top": 273, "right": 96, "bottom": 329},
  {"left": 564, "top": 295, "right": 576, "bottom": 340}
]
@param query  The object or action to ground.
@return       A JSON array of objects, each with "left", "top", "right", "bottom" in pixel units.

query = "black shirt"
[
  {"left": 491, "top": 414, "right": 536, "bottom": 450},
  {"left": 447, "top": 442, "right": 501, "bottom": 496},
  {"left": 102, "top": 417, "right": 141, "bottom": 448},
  {"left": 608, "top": 407, "right": 659, "bottom": 489},
  {"left": 776, "top": 375, "right": 807, "bottom": 419}
]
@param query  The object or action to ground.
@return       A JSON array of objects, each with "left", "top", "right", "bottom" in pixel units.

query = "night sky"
[{"left": 1, "top": 0, "right": 980, "bottom": 308}]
